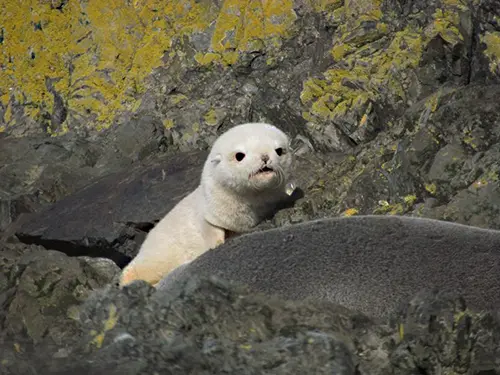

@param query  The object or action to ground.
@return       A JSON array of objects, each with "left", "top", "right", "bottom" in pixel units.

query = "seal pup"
[
  {"left": 157, "top": 215, "right": 500, "bottom": 320},
  {"left": 120, "top": 122, "right": 295, "bottom": 287}
]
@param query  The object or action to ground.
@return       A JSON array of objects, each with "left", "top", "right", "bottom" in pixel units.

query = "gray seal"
[{"left": 157, "top": 215, "right": 500, "bottom": 320}]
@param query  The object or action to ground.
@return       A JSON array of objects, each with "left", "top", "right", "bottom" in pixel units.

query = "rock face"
[
  {"left": 0, "top": 241, "right": 120, "bottom": 347},
  {"left": 2, "top": 277, "right": 500, "bottom": 375},
  {"left": 0, "top": 0, "right": 499, "bottom": 241},
  {"left": 1, "top": 0, "right": 500, "bottom": 373},
  {"left": 15, "top": 150, "right": 208, "bottom": 265}
]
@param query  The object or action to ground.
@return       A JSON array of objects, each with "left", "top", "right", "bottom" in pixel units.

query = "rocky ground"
[{"left": 1, "top": 0, "right": 500, "bottom": 373}]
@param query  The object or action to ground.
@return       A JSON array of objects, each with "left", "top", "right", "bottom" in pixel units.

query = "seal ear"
[{"left": 211, "top": 153, "right": 222, "bottom": 166}]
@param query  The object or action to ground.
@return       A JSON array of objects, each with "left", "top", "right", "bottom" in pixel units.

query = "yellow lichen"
[
  {"left": 374, "top": 201, "right": 404, "bottom": 215},
  {"left": 487, "top": 170, "right": 499, "bottom": 181},
  {"left": 206, "top": 0, "right": 297, "bottom": 65},
  {"left": 359, "top": 113, "right": 368, "bottom": 127},
  {"left": 222, "top": 51, "right": 239, "bottom": 65},
  {"left": 481, "top": 31, "right": 500, "bottom": 74},
  {"left": 403, "top": 194, "right": 417, "bottom": 206},
  {"left": 301, "top": 1, "right": 468, "bottom": 126},
  {"left": 169, "top": 94, "right": 188, "bottom": 105},
  {"left": 163, "top": 119, "right": 174, "bottom": 129},
  {"left": 194, "top": 52, "right": 221, "bottom": 66},
  {"left": 203, "top": 109, "right": 219, "bottom": 126},
  {"left": 90, "top": 304, "right": 118, "bottom": 349},
  {"left": 426, "top": 90, "right": 442, "bottom": 113},
  {"left": 307, "top": 0, "right": 343, "bottom": 13},
  {"left": 0, "top": 0, "right": 214, "bottom": 133},
  {"left": 342, "top": 208, "right": 359, "bottom": 216},
  {"left": 425, "top": 183, "right": 437, "bottom": 195},
  {"left": 429, "top": 8, "right": 463, "bottom": 46}
]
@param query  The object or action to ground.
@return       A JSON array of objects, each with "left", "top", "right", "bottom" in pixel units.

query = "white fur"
[{"left": 119, "top": 123, "right": 294, "bottom": 286}]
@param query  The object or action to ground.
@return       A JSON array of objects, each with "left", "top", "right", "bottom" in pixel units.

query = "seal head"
[{"left": 201, "top": 122, "right": 294, "bottom": 232}]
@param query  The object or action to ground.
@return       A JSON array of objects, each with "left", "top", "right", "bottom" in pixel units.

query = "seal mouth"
[
  {"left": 250, "top": 166, "right": 275, "bottom": 179},
  {"left": 259, "top": 166, "right": 274, "bottom": 173}
]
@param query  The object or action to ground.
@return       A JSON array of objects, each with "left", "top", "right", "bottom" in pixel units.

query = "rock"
[
  {"left": 427, "top": 143, "right": 467, "bottom": 182},
  {"left": 389, "top": 289, "right": 500, "bottom": 374},
  {"left": 2, "top": 277, "right": 500, "bottom": 374},
  {"left": 15, "top": 150, "right": 208, "bottom": 265},
  {"left": 0, "top": 277, "right": 386, "bottom": 374},
  {"left": 1, "top": 0, "right": 500, "bottom": 372},
  {"left": 0, "top": 241, "right": 119, "bottom": 347},
  {"left": 1, "top": 0, "right": 500, "bottom": 234},
  {"left": 0, "top": 135, "right": 102, "bottom": 232}
]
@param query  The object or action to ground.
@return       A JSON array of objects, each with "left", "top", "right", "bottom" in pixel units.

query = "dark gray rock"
[
  {"left": 0, "top": 135, "right": 101, "bottom": 232},
  {"left": 0, "top": 241, "right": 120, "bottom": 347},
  {"left": 0, "top": 277, "right": 374, "bottom": 374},
  {"left": 15, "top": 150, "right": 208, "bottom": 265},
  {"left": 2, "top": 277, "right": 500, "bottom": 375},
  {"left": 1, "top": 0, "right": 500, "bottom": 373}
]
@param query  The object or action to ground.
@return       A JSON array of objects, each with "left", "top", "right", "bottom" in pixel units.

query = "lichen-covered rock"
[
  {"left": 0, "top": 241, "right": 120, "bottom": 347},
  {"left": 389, "top": 290, "right": 500, "bottom": 374},
  {"left": 1, "top": 0, "right": 500, "bottom": 239},
  {"left": 2, "top": 277, "right": 500, "bottom": 374}
]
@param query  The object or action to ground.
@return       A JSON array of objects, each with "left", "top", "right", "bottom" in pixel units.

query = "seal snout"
[{"left": 258, "top": 154, "right": 274, "bottom": 174}]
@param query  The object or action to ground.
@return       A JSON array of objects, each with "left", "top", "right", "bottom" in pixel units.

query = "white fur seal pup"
[{"left": 119, "top": 122, "right": 295, "bottom": 287}]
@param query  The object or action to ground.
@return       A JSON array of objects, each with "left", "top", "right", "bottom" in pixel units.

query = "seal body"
[
  {"left": 156, "top": 215, "right": 500, "bottom": 320},
  {"left": 120, "top": 122, "right": 294, "bottom": 286}
]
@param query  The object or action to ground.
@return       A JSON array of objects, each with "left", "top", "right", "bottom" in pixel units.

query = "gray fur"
[{"left": 157, "top": 215, "right": 500, "bottom": 320}]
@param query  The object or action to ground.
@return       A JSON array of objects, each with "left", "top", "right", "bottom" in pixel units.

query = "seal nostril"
[{"left": 261, "top": 154, "right": 269, "bottom": 162}]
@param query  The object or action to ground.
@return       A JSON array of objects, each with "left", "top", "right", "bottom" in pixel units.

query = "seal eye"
[
  {"left": 235, "top": 152, "right": 245, "bottom": 162},
  {"left": 275, "top": 148, "right": 284, "bottom": 156}
]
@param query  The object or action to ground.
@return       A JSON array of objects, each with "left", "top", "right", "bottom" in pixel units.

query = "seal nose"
[{"left": 261, "top": 154, "right": 269, "bottom": 163}]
